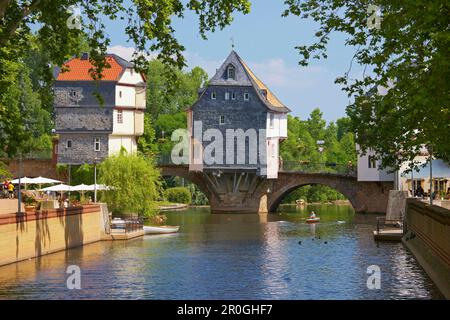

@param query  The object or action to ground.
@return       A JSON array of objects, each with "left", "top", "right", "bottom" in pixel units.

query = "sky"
[{"left": 103, "top": 1, "right": 362, "bottom": 123}]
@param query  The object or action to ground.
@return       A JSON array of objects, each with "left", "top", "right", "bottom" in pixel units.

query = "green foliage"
[
  {"left": 138, "top": 60, "right": 208, "bottom": 156},
  {"left": 0, "top": 161, "right": 11, "bottom": 179},
  {"left": 99, "top": 150, "right": 161, "bottom": 217},
  {"left": 1, "top": 1, "right": 249, "bottom": 158},
  {"left": 280, "top": 109, "right": 356, "bottom": 203},
  {"left": 146, "top": 60, "right": 208, "bottom": 117},
  {"left": 164, "top": 187, "right": 192, "bottom": 204},
  {"left": 1, "top": 0, "right": 250, "bottom": 72},
  {"left": 187, "top": 184, "right": 209, "bottom": 205},
  {"left": 0, "top": 50, "right": 53, "bottom": 157},
  {"left": 283, "top": 0, "right": 450, "bottom": 169}
]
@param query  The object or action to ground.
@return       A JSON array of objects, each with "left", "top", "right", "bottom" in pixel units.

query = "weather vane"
[{"left": 230, "top": 37, "right": 235, "bottom": 50}]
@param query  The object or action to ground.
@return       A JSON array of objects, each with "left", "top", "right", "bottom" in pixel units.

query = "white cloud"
[{"left": 248, "top": 58, "right": 326, "bottom": 89}]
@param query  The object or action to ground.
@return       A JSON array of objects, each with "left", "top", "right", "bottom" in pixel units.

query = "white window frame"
[
  {"left": 231, "top": 92, "right": 236, "bottom": 100},
  {"left": 219, "top": 115, "right": 225, "bottom": 125},
  {"left": 211, "top": 92, "right": 216, "bottom": 100},
  {"left": 244, "top": 92, "right": 249, "bottom": 101},
  {"left": 269, "top": 113, "right": 274, "bottom": 129},
  {"left": 117, "top": 110, "right": 123, "bottom": 124},
  {"left": 66, "top": 140, "right": 72, "bottom": 149},
  {"left": 94, "top": 137, "right": 101, "bottom": 152},
  {"left": 225, "top": 92, "right": 230, "bottom": 100}
]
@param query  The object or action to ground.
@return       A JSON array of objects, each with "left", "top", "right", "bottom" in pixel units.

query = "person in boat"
[{"left": 309, "top": 211, "right": 316, "bottom": 219}]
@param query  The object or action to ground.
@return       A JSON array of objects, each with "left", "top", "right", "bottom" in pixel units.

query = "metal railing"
[
  {"left": 280, "top": 161, "right": 356, "bottom": 176},
  {"left": 155, "top": 154, "right": 356, "bottom": 176},
  {"left": 110, "top": 217, "right": 144, "bottom": 233}
]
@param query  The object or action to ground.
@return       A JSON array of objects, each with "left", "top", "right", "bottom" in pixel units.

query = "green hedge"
[{"left": 164, "top": 187, "right": 192, "bottom": 204}]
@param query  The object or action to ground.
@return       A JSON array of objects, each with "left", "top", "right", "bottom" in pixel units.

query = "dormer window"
[
  {"left": 261, "top": 89, "right": 268, "bottom": 100},
  {"left": 227, "top": 65, "right": 235, "bottom": 80}
]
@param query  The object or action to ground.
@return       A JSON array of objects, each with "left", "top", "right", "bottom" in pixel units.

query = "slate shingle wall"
[{"left": 192, "top": 85, "right": 268, "bottom": 171}]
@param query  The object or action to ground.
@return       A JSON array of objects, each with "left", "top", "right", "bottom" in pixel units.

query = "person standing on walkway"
[{"left": 7, "top": 182, "right": 14, "bottom": 199}]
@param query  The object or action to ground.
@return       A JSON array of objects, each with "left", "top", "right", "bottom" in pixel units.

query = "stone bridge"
[{"left": 159, "top": 165, "right": 393, "bottom": 214}]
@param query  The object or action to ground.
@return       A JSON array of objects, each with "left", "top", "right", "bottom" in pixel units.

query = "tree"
[
  {"left": 0, "top": 0, "right": 249, "bottom": 158},
  {"left": 99, "top": 150, "right": 161, "bottom": 217},
  {"left": 283, "top": 0, "right": 450, "bottom": 169},
  {"left": 0, "top": 54, "right": 53, "bottom": 157},
  {"left": 0, "top": 161, "right": 11, "bottom": 179},
  {"left": 146, "top": 60, "right": 208, "bottom": 118},
  {"left": 1, "top": 0, "right": 250, "bottom": 74},
  {"left": 138, "top": 61, "right": 207, "bottom": 156},
  {"left": 280, "top": 110, "right": 357, "bottom": 203}
]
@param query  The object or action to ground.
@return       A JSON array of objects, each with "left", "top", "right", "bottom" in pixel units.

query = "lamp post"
[
  {"left": 93, "top": 157, "right": 98, "bottom": 203},
  {"left": 17, "top": 151, "right": 22, "bottom": 213},
  {"left": 429, "top": 146, "right": 433, "bottom": 205},
  {"left": 317, "top": 140, "right": 325, "bottom": 170}
]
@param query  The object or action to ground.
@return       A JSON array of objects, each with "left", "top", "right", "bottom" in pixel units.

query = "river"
[{"left": 0, "top": 204, "right": 443, "bottom": 299}]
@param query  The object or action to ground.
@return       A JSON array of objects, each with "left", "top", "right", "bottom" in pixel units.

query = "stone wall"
[
  {"left": 0, "top": 205, "right": 105, "bottom": 266},
  {"left": 54, "top": 81, "right": 115, "bottom": 165},
  {"left": 403, "top": 199, "right": 450, "bottom": 299},
  {"left": 160, "top": 165, "right": 392, "bottom": 214},
  {"left": 5, "top": 159, "right": 60, "bottom": 180},
  {"left": 54, "top": 81, "right": 116, "bottom": 107},
  {"left": 56, "top": 133, "right": 109, "bottom": 164},
  {"left": 55, "top": 107, "right": 113, "bottom": 133}
]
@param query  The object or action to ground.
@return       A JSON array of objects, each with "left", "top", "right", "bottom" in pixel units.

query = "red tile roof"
[{"left": 56, "top": 55, "right": 126, "bottom": 81}]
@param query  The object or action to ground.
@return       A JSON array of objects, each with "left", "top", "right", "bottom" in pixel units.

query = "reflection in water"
[{"left": 0, "top": 204, "right": 443, "bottom": 299}]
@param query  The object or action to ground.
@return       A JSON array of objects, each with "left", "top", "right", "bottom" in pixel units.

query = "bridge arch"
[
  {"left": 267, "top": 172, "right": 391, "bottom": 213},
  {"left": 268, "top": 182, "right": 359, "bottom": 212},
  {"left": 158, "top": 165, "right": 212, "bottom": 203}
]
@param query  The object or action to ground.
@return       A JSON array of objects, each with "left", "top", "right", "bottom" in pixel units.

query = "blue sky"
[{"left": 104, "top": 1, "right": 361, "bottom": 122}]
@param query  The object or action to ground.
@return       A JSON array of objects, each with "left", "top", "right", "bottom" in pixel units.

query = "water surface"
[{"left": 0, "top": 204, "right": 442, "bottom": 299}]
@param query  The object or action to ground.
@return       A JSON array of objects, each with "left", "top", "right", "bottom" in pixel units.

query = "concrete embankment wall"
[
  {"left": 403, "top": 199, "right": 450, "bottom": 299},
  {"left": 0, "top": 205, "right": 105, "bottom": 267}
]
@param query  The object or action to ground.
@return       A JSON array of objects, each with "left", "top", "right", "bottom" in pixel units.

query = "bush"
[
  {"left": 99, "top": 150, "right": 161, "bottom": 218},
  {"left": 164, "top": 187, "right": 191, "bottom": 204}
]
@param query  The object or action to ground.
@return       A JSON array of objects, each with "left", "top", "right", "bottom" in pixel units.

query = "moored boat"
[{"left": 143, "top": 225, "right": 180, "bottom": 234}]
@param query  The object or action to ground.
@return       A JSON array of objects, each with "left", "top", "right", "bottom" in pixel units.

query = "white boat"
[
  {"left": 143, "top": 225, "right": 180, "bottom": 235},
  {"left": 306, "top": 217, "right": 320, "bottom": 224}
]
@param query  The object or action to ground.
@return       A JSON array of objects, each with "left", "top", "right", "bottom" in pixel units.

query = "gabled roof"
[
  {"left": 207, "top": 50, "right": 290, "bottom": 113},
  {"left": 55, "top": 54, "right": 133, "bottom": 81}
]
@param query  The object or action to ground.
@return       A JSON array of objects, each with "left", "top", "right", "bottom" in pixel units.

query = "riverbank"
[
  {"left": 281, "top": 199, "right": 351, "bottom": 206},
  {"left": 403, "top": 199, "right": 450, "bottom": 299},
  {"left": 0, "top": 204, "right": 108, "bottom": 267}
]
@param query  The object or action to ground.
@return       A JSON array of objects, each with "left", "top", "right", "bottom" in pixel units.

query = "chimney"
[{"left": 81, "top": 52, "right": 89, "bottom": 60}]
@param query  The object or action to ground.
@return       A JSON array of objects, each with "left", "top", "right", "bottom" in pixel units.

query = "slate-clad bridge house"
[
  {"left": 54, "top": 53, "right": 146, "bottom": 164},
  {"left": 187, "top": 50, "right": 290, "bottom": 179}
]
